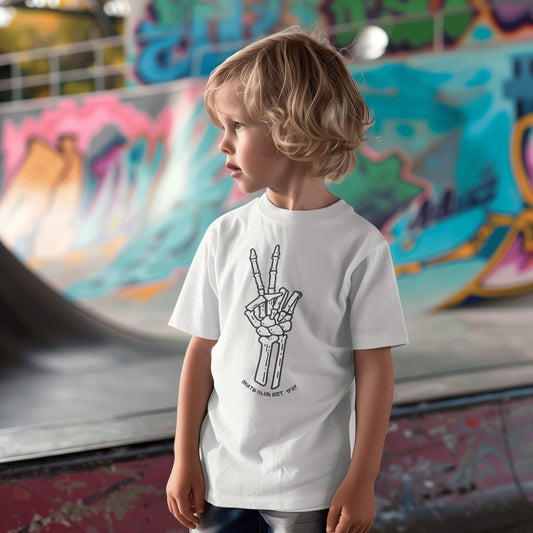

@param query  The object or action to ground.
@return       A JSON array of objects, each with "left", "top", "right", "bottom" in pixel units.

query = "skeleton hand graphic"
[{"left": 245, "top": 246, "right": 302, "bottom": 389}]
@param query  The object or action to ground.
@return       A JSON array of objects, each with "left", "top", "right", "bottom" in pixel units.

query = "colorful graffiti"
[
  {"left": 0, "top": 94, "right": 172, "bottom": 266},
  {"left": 129, "top": 0, "right": 533, "bottom": 84},
  {"left": 1, "top": 40, "right": 533, "bottom": 334},
  {"left": 0, "top": 81, "right": 235, "bottom": 333},
  {"left": 131, "top": 0, "right": 286, "bottom": 84},
  {"left": 366, "top": 45, "right": 533, "bottom": 313}
]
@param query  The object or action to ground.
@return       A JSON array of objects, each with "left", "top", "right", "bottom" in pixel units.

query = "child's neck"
[{"left": 266, "top": 178, "right": 339, "bottom": 211}]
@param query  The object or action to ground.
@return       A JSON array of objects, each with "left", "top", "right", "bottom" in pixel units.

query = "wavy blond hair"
[{"left": 204, "top": 26, "right": 373, "bottom": 182}]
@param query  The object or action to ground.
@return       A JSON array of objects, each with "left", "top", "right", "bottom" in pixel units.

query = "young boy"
[{"left": 166, "top": 26, "right": 408, "bottom": 533}]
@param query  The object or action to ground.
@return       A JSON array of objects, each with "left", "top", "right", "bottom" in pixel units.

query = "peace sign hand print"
[{"left": 244, "top": 246, "right": 302, "bottom": 390}]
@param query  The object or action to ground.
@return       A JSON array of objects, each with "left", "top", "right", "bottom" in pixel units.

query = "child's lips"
[{"left": 226, "top": 163, "right": 242, "bottom": 176}]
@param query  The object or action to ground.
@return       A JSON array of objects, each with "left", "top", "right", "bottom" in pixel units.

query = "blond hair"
[{"left": 204, "top": 26, "right": 373, "bottom": 182}]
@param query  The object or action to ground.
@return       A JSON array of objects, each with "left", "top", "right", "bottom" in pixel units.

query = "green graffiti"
[
  {"left": 325, "top": 0, "right": 473, "bottom": 50},
  {"left": 441, "top": 0, "right": 474, "bottom": 43},
  {"left": 328, "top": 151, "right": 426, "bottom": 228},
  {"left": 385, "top": 18, "right": 434, "bottom": 49},
  {"left": 443, "top": 0, "right": 471, "bottom": 9},
  {"left": 383, "top": 0, "right": 430, "bottom": 15},
  {"left": 443, "top": 13, "right": 473, "bottom": 42},
  {"left": 325, "top": 0, "right": 368, "bottom": 24},
  {"left": 324, "top": 0, "right": 368, "bottom": 46}
]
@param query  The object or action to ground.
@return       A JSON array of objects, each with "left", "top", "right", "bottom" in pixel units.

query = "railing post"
[
  {"left": 94, "top": 42, "right": 105, "bottom": 92},
  {"left": 433, "top": 10, "right": 444, "bottom": 53},
  {"left": 11, "top": 60, "right": 22, "bottom": 101},
  {"left": 49, "top": 52, "right": 60, "bottom": 97}
]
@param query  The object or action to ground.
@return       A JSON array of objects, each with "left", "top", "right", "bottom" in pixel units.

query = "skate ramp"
[
  {"left": 0, "top": 237, "right": 187, "bottom": 461},
  {"left": 0, "top": 237, "right": 174, "bottom": 359}
]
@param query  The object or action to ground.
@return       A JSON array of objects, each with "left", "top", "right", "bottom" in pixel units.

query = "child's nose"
[{"left": 219, "top": 134, "right": 234, "bottom": 154}]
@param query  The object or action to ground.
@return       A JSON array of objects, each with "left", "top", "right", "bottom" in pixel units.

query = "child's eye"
[{"left": 234, "top": 121, "right": 245, "bottom": 131}]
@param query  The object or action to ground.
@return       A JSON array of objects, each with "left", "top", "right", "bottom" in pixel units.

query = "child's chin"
[{"left": 236, "top": 181, "right": 261, "bottom": 194}]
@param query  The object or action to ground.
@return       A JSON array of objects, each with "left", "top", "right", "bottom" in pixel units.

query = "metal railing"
[{"left": 0, "top": 34, "right": 126, "bottom": 102}]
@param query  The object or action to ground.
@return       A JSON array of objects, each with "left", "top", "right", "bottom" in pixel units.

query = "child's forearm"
[
  {"left": 174, "top": 336, "right": 216, "bottom": 459},
  {"left": 348, "top": 347, "right": 395, "bottom": 483}
]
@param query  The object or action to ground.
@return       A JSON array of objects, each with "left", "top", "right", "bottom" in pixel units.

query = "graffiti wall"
[
  {"left": 1, "top": 1, "right": 533, "bottom": 392},
  {"left": 0, "top": 82, "right": 231, "bottom": 334},
  {"left": 2, "top": 40, "right": 532, "bottom": 329},
  {"left": 337, "top": 44, "right": 533, "bottom": 317},
  {"left": 128, "top": 0, "right": 533, "bottom": 84}
]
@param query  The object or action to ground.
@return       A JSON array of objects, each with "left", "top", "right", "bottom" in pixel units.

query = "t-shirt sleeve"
[
  {"left": 349, "top": 240, "right": 408, "bottom": 350},
  {"left": 168, "top": 228, "right": 220, "bottom": 340}
]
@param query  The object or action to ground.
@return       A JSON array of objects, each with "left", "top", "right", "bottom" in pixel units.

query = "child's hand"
[
  {"left": 166, "top": 454, "right": 205, "bottom": 529},
  {"left": 326, "top": 476, "right": 375, "bottom": 533}
]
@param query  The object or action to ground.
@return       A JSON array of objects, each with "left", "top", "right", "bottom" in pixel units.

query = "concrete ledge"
[
  {"left": 394, "top": 362, "right": 533, "bottom": 405},
  {"left": 0, "top": 409, "right": 176, "bottom": 463}
]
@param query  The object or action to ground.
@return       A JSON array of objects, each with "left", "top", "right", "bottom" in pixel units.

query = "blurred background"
[{"left": 0, "top": 1, "right": 532, "bottom": 532}]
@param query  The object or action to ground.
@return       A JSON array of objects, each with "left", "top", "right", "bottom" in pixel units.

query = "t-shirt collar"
[{"left": 257, "top": 191, "right": 349, "bottom": 223}]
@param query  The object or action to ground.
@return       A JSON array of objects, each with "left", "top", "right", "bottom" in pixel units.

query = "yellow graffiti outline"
[
  {"left": 394, "top": 212, "right": 513, "bottom": 278},
  {"left": 511, "top": 113, "right": 533, "bottom": 206},
  {"left": 395, "top": 210, "right": 533, "bottom": 310},
  {"left": 435, "top": 209, "right": 533, "bottom": 309}
]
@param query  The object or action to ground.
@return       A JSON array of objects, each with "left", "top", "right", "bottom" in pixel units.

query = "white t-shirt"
[{"left": 169, "top": 192, "right": 408, "bottom": 511}]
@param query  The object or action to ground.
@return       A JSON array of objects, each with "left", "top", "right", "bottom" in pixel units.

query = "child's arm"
[
  {"left": 326, "top": 346, "right": 395, "bottom": 533},
  {"left": 167, "top": 335, "right": 216, "bottom": 529}
]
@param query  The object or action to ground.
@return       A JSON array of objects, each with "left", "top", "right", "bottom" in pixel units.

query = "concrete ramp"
[
  {"left": 0, "top": 238, "right": 173, "bottom": 358},
  {"left": 0, "top": 238, "right": 185, "bottom": 461}
]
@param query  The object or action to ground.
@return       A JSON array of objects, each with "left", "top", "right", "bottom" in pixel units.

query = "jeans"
[{"left": 193, "top": 501, "right": 328, "bottom": 533}]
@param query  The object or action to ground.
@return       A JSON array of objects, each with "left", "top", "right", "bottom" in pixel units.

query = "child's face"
[{"left": 213, "top": 83, "right": 301, "bottom": 194}]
